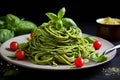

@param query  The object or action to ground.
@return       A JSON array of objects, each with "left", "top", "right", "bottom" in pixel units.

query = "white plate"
[{"left": 0, "top": 34, "right": 116, "bottom": 70}]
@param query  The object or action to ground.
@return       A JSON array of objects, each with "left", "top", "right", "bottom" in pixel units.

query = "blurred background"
[{"left": 0, "top": 0, "right": 119, "bottom": 26}]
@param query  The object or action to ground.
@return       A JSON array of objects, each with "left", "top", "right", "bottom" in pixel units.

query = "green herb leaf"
[
  {"left": 19, "top": 42, "right": 27, "bottom": 50},
  {"left": 46, "top": 12, "right": 58, "bottom": 21},
  {"left": 95, "top": 55, "right": 108, "bottom": 62},
  {"left": 6, "top": 14, "right": 20, "bottom": 24},
  {"left": 3, "top": 69, "right": 20, "bottom": 77},
  {"left": 0, "top": 29, "right": 14, "bottom": 42},
  {"left": 0, "top": 16, "right": 6, "bottom": 29},
  {"left": 62, "top": 18, "right": 77, "bottom": 28},
  {"left": 88, "top": 52, "right": 107, "bottom": 62},
  {"left": 84, "top": 36, "right": 98, "bottom": 43},
  {"left": 58, "top": 7, "right": 65, "bottom": 19},
  {"left": 56, "top": 20, "right": 63, "bottom": 29},
  {"left": 6, "top": 14, "right": 20, "bottom": 31},
  {"left": 15, "top": 20, "right": 37, "bottom": 36},
  {"left": 7, "top": 55, "right": 16, "bottom": 59},
  {"left": 89, "top": 52, "right": 99, "bottom": 59}
]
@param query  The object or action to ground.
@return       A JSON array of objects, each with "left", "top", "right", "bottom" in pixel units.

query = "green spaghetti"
[{"left": 20, "top": 7, "right": 104, "bottom": 66}]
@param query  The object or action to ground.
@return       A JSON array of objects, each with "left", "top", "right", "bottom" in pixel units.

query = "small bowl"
[{"left": 96, "top": 17, "right": 120, "bottom": 41}]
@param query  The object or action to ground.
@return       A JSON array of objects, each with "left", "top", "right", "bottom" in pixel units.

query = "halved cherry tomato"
[
  {"left": 16, "top": 50, "right": 26, "bottom": 60},
  {"left": 10, "top": 41, "right": 19, "bottom": 51},
  {"left": 74, "top": 57, "right": 84, "bottom": 68},
  {"left": 93, "top": 40, "right": 102, "bottom": 50}
]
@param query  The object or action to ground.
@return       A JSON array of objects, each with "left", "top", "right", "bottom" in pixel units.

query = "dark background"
[
  {"left": 0, "top": 1, "right": 120, "bottom": 80},
  {"left": 0, "top": 0, "right": 120, "bottom": 25}
]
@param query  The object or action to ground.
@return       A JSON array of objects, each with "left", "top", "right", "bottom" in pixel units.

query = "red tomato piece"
[
  {"left": 93, "top": 40, "right": 102, "bottom": 50},
  {"left": 74, "top": 57, "right": 84, "bottom": 68},
  {"left": 10, "top": 41, "right": 19, "bottom": 51},
  {"left": 30, "top": 32, "right": 34, "bottom": 38},
  {"left": 16, "top": 50, "right": 26, "bottom": 60}
]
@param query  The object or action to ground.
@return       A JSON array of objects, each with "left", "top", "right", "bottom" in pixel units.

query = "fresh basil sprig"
[
  {"left": 84, "top": 36, "right": 98, "bottom": 43},
  {"left": 62, "top": 18, "right": 77, "bottom": 28},
  {"left": 0, "top": 29, "right": 14, "bottom": 42},
  {"left": 58, "top": 7, "right": 65, "bottom": 19},
  {"left": 46, "top": 7, "right": 78, "bottom": 29},
  {"left": 46, "top": 13, "right": 58, "bottom": 21},
  {"left": 89, "top": 52, "right": 107, "bottom": 62}
]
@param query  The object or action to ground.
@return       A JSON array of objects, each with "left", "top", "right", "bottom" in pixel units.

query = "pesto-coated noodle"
[
  {"left": 21, "top": 7, "right": 99, "bottom": 66},
  {"left": 22, "top": 21, "right": 96, "bottom": 66}
]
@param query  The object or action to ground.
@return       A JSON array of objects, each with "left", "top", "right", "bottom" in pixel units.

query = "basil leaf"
[
  {"left": 0, "top": 20, "right": 5, "bottom": 26},
  {"left": 46, "top": 12, "right": 58, "bottom": 21},
  {"left": 62, "top": 18, "right": 77, "bottom": 28},
  {"left": 95, "top": 55, "right": 108, "bottom": 62},
  {"left": 6, "top": 14, "right": 20, "bottom": 23},
  {"left": 89, "top": 52, "right": 99, "bottom": 59},
  {"left": 58, "top": 7, "right": 65, "bottom": 19},
  {"left": 15, "top": 20, "right": 37, "bottom": 35},
  {"left": 7, "top": 55, "right": 16, "bottom": 59},
  {"left": 3, "top": 69, "right": 20, "bottom": 77},
  {"left": 56, "top": 20, "right": 63, "bottom": 29},
  {"left": 0, "top": 29, "right": 14, "bottom": 42},
  {"left": 84, "top": 36, "right": 98, "bottom": 43},
  {"left": 19, "top": 42, "right": 27, "bottom": 50},
  {"left": 0, "top": 21, "right": 5, "bottom": 29},
  {"left": 89, "top": 52, "right": 108, "bottom": 62},
  {"left": 0, "top": 16, "right": 6, "bottom": 29},
  {"left": 6, "top": 14, "right": 20, "bottom": 30}
]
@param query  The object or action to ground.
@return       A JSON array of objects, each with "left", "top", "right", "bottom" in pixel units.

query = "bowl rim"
[
  {"left": 96, "top": 18, "right": 120, "bottom": 25},
  {"left": 96, "top": 18, "right": 104, "bottom": 23}
]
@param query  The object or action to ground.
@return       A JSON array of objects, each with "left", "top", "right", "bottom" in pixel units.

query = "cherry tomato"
[
  {"left": 30, "top": 32, "right": 34, "bottom": 38},
  {"left": 93, "top": 40, "right": 102, "bottom": 50},
  {"left": 16, "top": 50, "right": 26, "bottom": 60},
  {"left": 74, "top": 57, "right": 84, "bottom": 68},
  {"left": 10, "top": 41, "right": 19, "bottom": 51}
]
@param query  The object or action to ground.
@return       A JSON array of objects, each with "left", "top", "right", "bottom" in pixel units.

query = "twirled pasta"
[
  {"left": 22, "top": 21, "right": 96, "bottom": 66},
  {"left": 20, "top": 7, "right": 98, "bottom": 66}
]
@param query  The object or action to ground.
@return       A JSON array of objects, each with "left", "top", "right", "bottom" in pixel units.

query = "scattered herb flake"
[{"left": 102, "top": 67, "right": 120, "bottom": 76}]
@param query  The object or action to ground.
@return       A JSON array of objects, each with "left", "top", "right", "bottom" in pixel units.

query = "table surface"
[{"left": 0, "top": 22, "right": 120, "bottom": 80}]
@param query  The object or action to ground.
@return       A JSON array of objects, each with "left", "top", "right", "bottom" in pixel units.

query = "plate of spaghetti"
[{"left": 0, "top": 7, "right": 116, "bottom": 70}]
